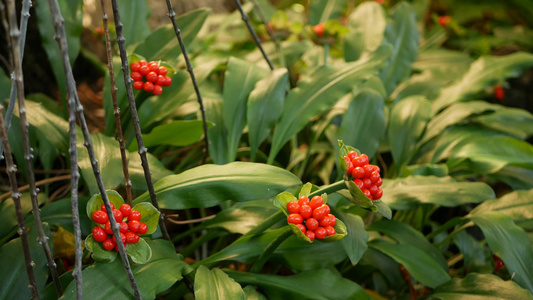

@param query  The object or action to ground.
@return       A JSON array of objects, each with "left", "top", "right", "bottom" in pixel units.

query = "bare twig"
[
  {"left": 166, "top": 214, "right": 216, "bottom": 224},
  {"left": 46, "top": 0, "right": 141, "bottom": 298},
  {"left": 164, "top": 0, "right": 210, "bottom": 163},
  {"left": 0, "top": 174, "right": 71, "bottom": 202},
  {"left": 7, "top": 0, "right": 62, "bottom": 295},
  {"left": 0, "top": 105, "right": 39, "bottom": 300},
  {"left": 100, "top": 0, "right": 132, "bottom": 206},
  {"left": 110, "top": 0, "right": 171, "bottom": 241},
  {"left": 235, "top": 0, "right": 275, "bottom": 70}
]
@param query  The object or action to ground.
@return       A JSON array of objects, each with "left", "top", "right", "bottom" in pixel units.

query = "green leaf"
[
  {"left": 243, "top": 285, "right": 267, "bottom": 300},
  {"left": 134, "top": 120, "right": 212, "bottom": 149},
  {"left": 368, "top": 220, "right": 448, "bottom": 271},
  {"left": 309, "top": 0, "right": 348, "bottom": 25},
  {"left": 381, "top": 176, "right": 495, "bottom": 210},
  {"left": 490, "top": 166, "right": 533, "bottom": 191},
  {"left": 223, "top": 57, "right": 269, "bottom": 162},
  {"left": 118, "top": 0, "right": 151, "bottom": 46},
  {"left": 128, "top": 151, "right": 173, "bottom": 191},
  {"left": 133, "top": 8, "right": 210, "bottom": 62},
  {"left": 126, "top": 237, "right": 152, "bottom": 264},
  {"left": 0, "top": 69, "right": 9, "bottom": 101},
  {"left": 195, "top": 266, "right": 245, "bottom": 300},
  {"left": 467, "top": 212, "right": 533, "bottom": 294},
  {"left": 133, "top": 162, "right": 301, "bottom": 209},
  {"left": 77, "top": 133, "right": 124, "bottom": 196},
  {"left": 388, "top": 96, "right": 431, "bottom": 170},
  {"left": 470, "top": 189, "right": 533, "bottom": 225},
  {"left": 432, "top": 52, "right": 533, "bottom": 114},
  {"left": 24, "top": 100, "right": 69, "bottom": 153},
  {"left": 200, "top": 206, "right": 279, "bottom": 235},
  {"left": 62, "top": 240, "right": 192, "bottom": 299},
  {"left": 336, "top": 211, "right": 369, "bottom": 265},
  {"left": 247, "top": 69, "right": 288, "bottom": 161},
  {"left": 26, "top": 196, "right": 91, "bottom": 236},
  {"left": 473, "top": 108, "right": 533, "bottom": 140},
  {"left": 453, "top": 231, "right": 491, "bottom": 273},
  {"left": 84, "top": 234, "right": 118, "bottom": 263},
  {"left": 337, "top": 89, "right": 386, "bottom": 159},
  {"left": 131, "top": 202, "right": 160, "bottom": 235},
  {"left": 344, "top": 1, "right": 386, "bottom": 61},
  {"left": 447, "top": 136, "right": 533, "bottom": 174},
  {"left": 86, "top": 190, "right": 125, "bottom": 219},
  {"left": 412, "top": 49, "right": 474, "bottom": 85},
  {"left": 268, "top": 45, "right": 392, "bottom": 163},
  {"left": 0, "top": 193, "right": 42, "bottom": 241},
  {"left": 380, "top": 2, "right": 419, "bottom": 95},
  {"left": 204, "top": 96, "right": 229, "bottom": 164},
  {"left": 227, "top": 268, "right": 369, "bottom": 300},
  {"left": 368, "top": 239, "right": 450, "bottom": 288},
  {"left": 429, "top": 273, "right": 533, "bottom": 300}
]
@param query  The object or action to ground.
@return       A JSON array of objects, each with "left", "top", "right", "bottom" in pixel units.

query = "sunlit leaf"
[{"left": 195, "top": 266, "right": 244, "bottom": 300}]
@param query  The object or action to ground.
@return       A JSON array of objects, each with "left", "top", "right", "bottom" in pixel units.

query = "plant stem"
[
  {"left": 164, "top": 0, "right": 210, "bottom": 163},
  {"left": 110, "top": 0, "right": 171, "bottom": 242},
  {"left": 235, "top": 0, "right": 275, "bottom": 70},
  {"left": 436, "top": 221, "right": 473, "bottom": 249},
  {"left": 7, "top": 0, "right": 62, "bottom": 295},
  {"left": 425, "top": 216, "right": 463, "bottom": 240},
  {"left": 323, "top": 43, "right": 329, "bottom": 66},
  {"left": 100, "top": 0, "right": 132, "bottom": 206},
  {"left": 0, "top": 105, "right": 39, "bottom": 299},
  {"left": 250, "top": 227, "right": 292, "bottom": 273},
  {"left": 46, "top": 0, "right": 141, "bottom": 298}
]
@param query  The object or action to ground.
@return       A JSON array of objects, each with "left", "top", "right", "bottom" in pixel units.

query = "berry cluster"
[
  {"left": 493, "top": 254, "right": 505, "bottom": 271},
  {"left": 494, "top": 84, "right": 505, "bottom": 101},
  {"left": 130, "top": 60, "right": 172, "bottom": 95},
  {"left": 312, "top": 23, "right": 325, "bottom": 37},
  {"left": 344, "top": 151, "right": 383, "bottom": 201},
  {"left": 286, "top": 195, "right": 336, "bottom": 242},
  {"left": 91, "top": 203, "right": 147, "bottom": 251}
]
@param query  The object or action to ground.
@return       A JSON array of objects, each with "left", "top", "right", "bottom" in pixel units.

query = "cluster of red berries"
[
  {"left": 493, "top": 254, "right": 505, "bottom": 271},
  {"left": 438, "top": 16, "right": 451, "bottom": 28},
  {"left": 344, "top": 151, "right": 383, "bottom": 201},
  {"left": 494, "top": 84, "right": 505, "bottom": 101},
  {"left": 91, "top": 203, "right": 147, "bottom": 251},
  {"left": 286, "top": 195, "right": 336, "bottom": 242},
  {"left": 130, "top": 60, "right": 172, "bottom": 95},
  {"left": 312, "top": 23, "right": 325, "bottom": 37}
]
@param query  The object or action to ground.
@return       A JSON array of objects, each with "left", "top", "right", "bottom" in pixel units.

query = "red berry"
[
  {"left": 125, "top": 232, "right": 140, "bottom": 244},
  {"left": 156, "top": 75, "right": 166, "bottom": 86},
  {"left": 131, "top": 71, "right": 142, "bottom": 81},
  {"left": 325, "top": 225, "right": 336, "bottom": 236},
  {"left": 112, "top": 209, "right": 123, "bottom": 222},
  {"left": 347, "top": 151, "right": 358, "bottom": 161},
  {"left": 120, "top": 204, "right": 131, "bottom": 218},
  {"left": 375, "top": 177, "right": 383, "bottom": 187},
  {"left": 101, "top": 203, "right": 114, "bottom": 212},
  {"left": 319, "top": 215, "right": 330, "bottom": 227},
  {"left": 146, "top": 71, "right": 158, "bottom": 83},
  {"left": 309, "top": 196, "right": 323, "bottom": 210},
  {"left": 130, "top": 62, "right": 140, "bottom": 72},
  {"left": 494, "top": 84, "right": 505, "bottom": 101},
  {"left": 305, "top": 218, "right": 319, "bottom": 231},
  {"left": 287, "top": 201, "right": 300, "bottom": 214},
  {"left": 152, "top": 85, "right": 163, "bottom": 96},
  {"left": 288, "top": 213, "right": 303, "bottom": 224},
  {"left": 371, "top": 165, "right": 381, "bottom": 173},
  {"left": 119, "top": 222, "right": 129, "bottom": 233},
  {"left": 305, "top": 230, "right": 315, "bottom": 241},
  {"left": 369, "top": 184, "right": 379, "bottom": 196},
  {"left": 321, "top": 204, "right": 331, "bottom": 215},
  {"left": 112, "top": 232, "right": 126, "bottom": 245},
  {"left": 104, "top": 221, "right": 113, "bottom": 234},
  {"left": 359, "top": 154, "right": 369, "bottom": 166},
  {"left": 345, "top": 157, "right": 354, "bottom": 175},
  {"left": 148, "top": 62, "right": 159, "bottom": 72},
  {"left": 493, "top": 254, "right": 505, "bottom": 271},
  {"left": 133, "top": 81, "right": 144, "bottom": 90},
  {"left": 373, "top": 188, "right": 383, "bottom": 200},
  {"left": 362, "top": 188, "right": 372, "bottom": 200},
  {"left": 138, "top": 222, "right": 148, "bottom": 235},
  {"left": 139, "top": 60, "right": 147, "bottom": 66},
  {"left": 300, "top": 205, "right": 312, "bottom": 219},
  {"left": 102, "top": 238, "right": 115, "bottom": 251},
  {"left": 92, "top": 226, "right": 107, "bottom": 242},
  {"left": 327, "top": 214, "right": 336, "bottom": 226},
  {"left": 375, "top": 0, "right": 385, "bottom": 4},
  {"left": 363, "top": 164, "right": 374, "bottom": 177},
  {"left": 143, "top": 81, "right": 154, "bottom": 92},
  {"left": 128, "top": 220, "right": 140, "bottom": 233},
  {"left": 139, "top": 65, "right": 150, "bottom": 76},
  {"left": 157, "top": 66, "right": 168, "bottom": 76},
  {"left": 314, "top": 227, "right": 327, "bottom": 239},
  {"left": 362, "top": 178, "right": 372, "bottom": 189},
  {"left": 296, "top": 224, "right": 306, "bottom": 233},
  {"left": 162, "top": 76, "right": 172, "bottom": 87},
  {"left": 298, "top": 196, "right": 310, "bottom": 207},
  {"left": 313, "top": 23, "right": 325, "bottom": 36},
  {"left": 92, "top": 210, "right": 108, "bottom": 224},
  {"left": 352, "top": 167, "right": 365, "bottom": 179},
  {"left": 369, "top": 171, "right": 381, "bottom": 183},
  {"left": 312, "top": 206, "right": 327, "bottom": 221},
  {"left": 438, "top": 16, "right": 451, "bottom": 28},
  {"left": 353, "top": 179, "right": 364, "bottom": 189},
  {"left": 129, "top": 210, "right": 141, "bottom": 222}
]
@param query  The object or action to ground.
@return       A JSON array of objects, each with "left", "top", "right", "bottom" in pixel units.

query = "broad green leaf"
[
  {"left": 195, "top": 266, "right": 245, "bottom": 300},
  {"left": 381, "top": 176, "right": 495, "bottom": 210},
  {"left": 131, "top": 202, "right": 160, "bottom": 235},
  {"left": 128, "top": 151, "right": 173, "bottom": 191},
  {"left": 368, "top": 220, "right": 448, "bottom": 271},
  {"left": 429, "top": 273, "right": 533, "bottom": 300},
  {"left": 490, "top": 166, "right": 533, "bottom": 191},
  {"left": 402, "top": 163, "right": 448, "bottom": 177},
  {"left": 243, "top": 285, "right": 267, "bottom": 300},
  {"left": 126, "top": 238, "right": 152, "bottom": 264},
  {"left": 227, "top": 268, "right": 369, "bottom": 300},
  {"left": 0, "top": 69, "right": 9, "bottom": 101},
  {"left": 132, "top": 120, "right": 211, "bottom": 150},
  {"left": 204, "top": 96, "right": 229, "bottom": 164},
  {"left": 468, "top": 212, "right": 533, "bottom": 294},
  {"left": 380, "top": 2, "right": 419, "bottom": 95},
  {"left": 268, "top": 44, "right": 392, "bottom": 163},
  {"left": 200, "top": 206, "right": 279, "bottom": 235},
  {"left": 447, "top": 136, "right": 533, "bottom": 174},
  {"left": 35, "top": 0, "right": 83, "bottom": 102},
  {"left": 86, "top": 189, "right": 125, "bottom": 219},
  {"left": 85, "top": 234, "right": 118, "bottom": 263},
  {"left": 431, "top": 52, "right": 533, "bottom": 114},
  {"left": 360, "top": 248, "right": 404, "bottom": 290},
  {"left": 344, "top": 2, "right": 386, "bottom": 61},
  {"left": 453, "top": 231, "right": 491, "bottom": 273},
  {"left": 0, "top": 225, "right": 52, "bottom": 299},
  {"left": 388, "top": 96, "right": 431, "bottom": 170},
  {"left": 0, "top": 193, "right": 44, "bottom": 241},
  {"left": 336, "top": 210, "right": 369, "bottom": 265},
  {"left": 118, "top": 0, "right": 151, "bottom": 46},
  {"left": 62, "top": 240, "right": 192, "bottom": 299},
  {"left": 368, "top": 239, "right": 450, "bottom": 288},
  {"left": 133, "top": 8, "right": 210, "bottom": 62},
  {"left": 337, "top": 89, "right": 386, "bottom": 159},
  {"left": 412, "top": 49, "right": 474, "bottom": 84},
  {"left": 473, "top": 108, "right": 533, "bottom": 140},
  {"left": 24, "top": 100, "right": 69, "bottom": 153},
  {"left": 309, "top": 0, "right": 348, "bottom": 25},
  {"left": 223, "top": 57, "right": 269, "bottom": 162},
  {"left": 247, "top": 69, "right": 288, "bottom": 161},
  {"left": 133, "top": 162, "right": 301, "bottom": 209},
  {"left": 77, "top": 133, "right": 123, "bottom": 196},
  {"left": 470, "top": 189, "right": 533, "bottom": 226}
]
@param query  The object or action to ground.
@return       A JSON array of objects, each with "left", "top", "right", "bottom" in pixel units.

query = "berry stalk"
[{"left": 250, "top": 227, "right": 293, "bottom": 272}]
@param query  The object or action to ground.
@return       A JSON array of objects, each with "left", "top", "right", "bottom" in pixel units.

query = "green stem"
[
  {"left": 436, "top": 221, "right": 473, "bottom": 249},
  {"left": 425, "top": 217, "right": 463, "bottom": 240},
  {"left": 250, "top": 227, "right": 292, "bottom": 273},
  {"left": 323, "top": 43, "right": 329, "bottom": 66}
]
